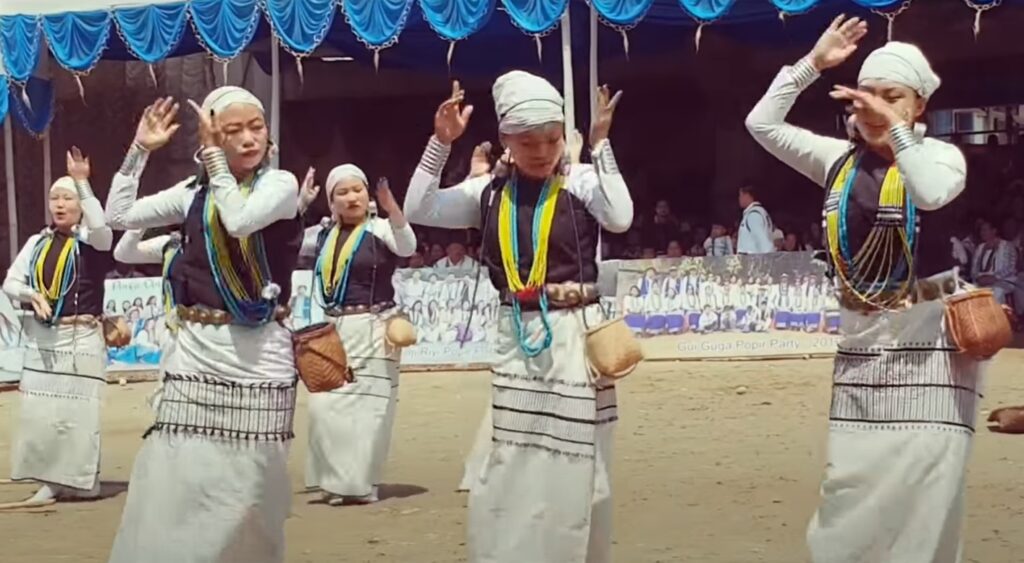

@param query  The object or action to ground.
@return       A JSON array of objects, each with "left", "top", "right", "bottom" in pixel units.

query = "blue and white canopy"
[{"left": 0, "top": 0, "right": 1009, "bottom": 128}]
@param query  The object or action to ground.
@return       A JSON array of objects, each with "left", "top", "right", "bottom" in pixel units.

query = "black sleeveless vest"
[
  {"left": 477, "top": 175, "right": 599, "bottom": 293},
  {"left": 823, "top": 148, "right": 952, "bottom": 280},
  {"left": 172, "top": 183, "right": 301, "bottom": 311},
  {"left": 314, "top": 222, "right": 400, "bottom": 306}
]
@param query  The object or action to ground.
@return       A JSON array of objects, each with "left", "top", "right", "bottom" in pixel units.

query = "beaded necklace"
[
  {"left": 202, "top": 173, "right": 276, "bottom": 325},
  {"left": 314, "top": 221, "right": 370, "bottom": 308},
  {"left": 30, "top": 231, "right": 78, "bottom": 323},
  {"left": 497, "top": 173, "right": 564, "bottom": 357},
  {"left": 824, "top": 151, "right": 918, "bottom": 310}
]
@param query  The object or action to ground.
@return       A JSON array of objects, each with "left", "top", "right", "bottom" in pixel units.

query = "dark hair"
[{"left": 739, "top": 185, "right": 756, "bottom": 198}]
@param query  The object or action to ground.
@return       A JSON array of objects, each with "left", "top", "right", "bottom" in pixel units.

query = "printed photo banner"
[
  {"left": 615, "top": 252, "right": 840, "bottom": 360},
  {"left": 1, "top": 254, "right": 840, "bottom": 384},
  {"left": 289, "top": 268, "right": 499, "bottom": 368}
]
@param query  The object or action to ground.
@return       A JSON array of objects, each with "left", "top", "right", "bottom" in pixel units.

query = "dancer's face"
[
  {"left": 330, "top": 178, "right": 370, "bottom": 224},
  {"left": 217, "top": 103, "right": 269, "bottom": 177},
  {"left": 502, "top": 123, "right": 565, "bottom": 180},
  {"left": 49, "top": 188, "right": 82, "bottom": 231},
  {"left": 852, "top": 81, "right": 925, "bottom": 150}
]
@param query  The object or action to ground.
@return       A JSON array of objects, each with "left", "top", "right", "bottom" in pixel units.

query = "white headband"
[
  {"left": 49, "top": 176, "right": 77, "bottom": 195},
  {"left": 492, "top": 70, "right": 564, "bottom": 135},
  {"left": 858, "top": 41, "right": 940, "bottom": 99},
  {"left": 325, "top": 164, "right": 369, "bottom": 203},
  {"left": 201, "top": 86, "right": 265, "bottom": 115}
]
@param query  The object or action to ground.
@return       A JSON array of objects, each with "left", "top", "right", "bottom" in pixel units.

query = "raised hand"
[
  {"left": 134, "top": 97, "right": 181, "bottom": 151},
  {"left": 376, "top": 177, "right": 407, "bottom": 227},
  {"left": 298, "top": 167, "right": 320, "bottom": 213},
  {"left": 187, "top": 99, "right": 222, "bottom": 149},
  {"left": 66, "top": 146, "right": 90, "bottom": 182},
  {"left": 590, "top": 85, "right": 622, "bottom": 148},
  {"left": 434, "top": 81, "right": 474, "bottom": 145},
  {"left": 469, "top": 141, "right": 493, "bottom": 178},
  {"left": 809, "top": 15, "right": 868, "bottom": 72}
]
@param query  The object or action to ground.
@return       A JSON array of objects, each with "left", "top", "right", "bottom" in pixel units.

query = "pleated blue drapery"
[
  {"left": 0, "top": 76, "right": 8, "bottom": 125},
  {"left": 0, "top": 0, "right": 1006, "bottom": 133},
  {"left": 264, "top": 0, "right": 337, "bottom": 55},
  {"left": 188, "top": 0, "right": 261, "bottom": 61},
  {"left": 342, "top": 0, "right": 415, "bottom": 49},
  {"left": 114, "top": 3, "right": 189, "bottom": 63},
  {"left": 1, "top": 15, "right": 42, "bottom": 83},
  {"left": 502, "top": 0, "right": 568, "bottom": 36},
  {"left": 42, "top": 11, "right": 113, "bottom": 74},
  {"left": 420, "top": 0, "right": 495, "bottom": 41}
]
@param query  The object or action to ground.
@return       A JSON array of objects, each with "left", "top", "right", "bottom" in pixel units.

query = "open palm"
[
  {"left": 66, "top": 146, "right": 90, "bottom": 182},
  {"left": 434, "top": 81, "right": 474, "bottom": 145},
  {"left": 135, "top": 97, "right": 181, "bottom": 151},
  {"left": 810, "top": 16, "right": 868, "bottom": 71}
]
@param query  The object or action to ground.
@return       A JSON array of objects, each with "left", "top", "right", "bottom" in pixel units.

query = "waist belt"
[
  {"left": 177, "top": 304, "right": 290, "bottom": 326},
  {"left": 500, "top": 282, "right": 600, "bottom": 310},
  {"left": 55, "top": 314, "right": 99, "bottom": 327},
  {"left": 324, "top": 300, "right": 396, "bottom": 317}
]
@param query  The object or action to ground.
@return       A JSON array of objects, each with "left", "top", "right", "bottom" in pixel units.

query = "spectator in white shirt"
[
  {"left": 703, "top": 223, "right": 735, "bottom": 256},
  {"left": 971, "top": 218, "right": 1017, "bottom": 305},
  {"left": 434, "top": 241, "right": 478, "bottom": 274},
  {"left": 736, "top": 186, "right": 775, "bottom": 254}
]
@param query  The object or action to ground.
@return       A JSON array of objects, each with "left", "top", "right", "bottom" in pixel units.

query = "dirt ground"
[{"left": 2, "top": 351, "right": 1024, "bottom": 563}]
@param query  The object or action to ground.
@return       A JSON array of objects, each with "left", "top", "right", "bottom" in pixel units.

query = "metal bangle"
[
  {"left": 419, "top": 136, "right": 451, "bottom": 176},
  {"left": 592, "top": 140, "right": 621, "bottom": 175},
  {"left": 889, "top": 123, "right": 917, "bottom": 154},
  {"left": 73, "top": 179, "right": 95, "bottom": 200},
  {"left": 790, "top": 58, "right": 820, "bottom": 90},
  {"left": 119, "top": 142, "right": 150, "bottom": 176},
  {"left": 201, "top": 147, "right": 230, "bottom": 178}
]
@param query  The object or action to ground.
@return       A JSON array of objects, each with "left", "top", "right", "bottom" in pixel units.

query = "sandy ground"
[{"left": 2, "top": 351, "right": 1024, "bottom": 563}]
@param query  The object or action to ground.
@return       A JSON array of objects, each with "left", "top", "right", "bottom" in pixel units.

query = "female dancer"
[
  {"left": 105, "top": 90, "right": 302, "bottom": 563},
  {"left": 747, "top": 16, "right": 983, "bottom": 562},
  {"left": 1, "top": 148, "right": 112, "bottom": 509},
  {"left": 300, "top": 166, "right": 416, "bottom": 505},
  {"left": 404, "top": 73, "right": 631, "bottom": 562}
]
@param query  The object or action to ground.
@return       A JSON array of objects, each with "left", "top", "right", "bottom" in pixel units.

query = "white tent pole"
[
  {"left": 560, "top": 6, "right": 575, "bottom": 137},
  {"left": 589, "top": 7, "right": 601, "bottom": 261},
  {"left": 4, "top": 118, "right": 17, "bottom": 260},
  {"left": 42, "top": 131, "right": 52, "bottom": 224},
  {"left": 270, "top": 36, "right": 281, "bottom": 169},
  {"left": 39, "top": 48, "right": 52, "bottom": 224},
  {"left": 589, "top": 7, "right": 598, "bottom": 125}
]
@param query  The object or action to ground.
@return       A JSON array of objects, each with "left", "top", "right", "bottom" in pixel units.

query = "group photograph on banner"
[
  {"left": 290, "top": 268, "right": 499, "bottom": 369},
  {"left": 615, "top": 252, "right": 841, "bottom": 360}
]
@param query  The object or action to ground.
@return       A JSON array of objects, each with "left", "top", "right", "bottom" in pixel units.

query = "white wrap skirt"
[
  {"left": 11, "top": 319, "right": 105, "bottom": 491},
  {"left": 108, "top": 319, "right": 298, "bottom": 563},
  {"left": 304, "top": 311, "right": 401, "bottom": 499},
  {"left": 467, "top": 304, "right": 617, "bottom": 563},
  {"left": 807, "top": 298, "right": 987, "bottom": 563}
]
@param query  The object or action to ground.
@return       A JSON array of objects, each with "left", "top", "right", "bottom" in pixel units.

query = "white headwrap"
[
  {"left": 492, "top": 71, "right": 564, "bottom": 135},
  {"left": 325, "top": 164, "right": 369, "bottom": 203},
  {"left": 858, "top": 42, "right": 940, "bottom": 99},
  {"left": 49, "top": 176, "right": 77, "bottom": 196},
  {"left": 201, "top": 86, "right": 265, "bottom": 115}
]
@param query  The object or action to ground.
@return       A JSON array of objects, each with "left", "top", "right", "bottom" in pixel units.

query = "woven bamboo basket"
[
  {"left": 945, "top": 289, "right": 1012, "bottom": 359},
  {"left": 292, "top": 322, "right": 353, "bottom": 393}
]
